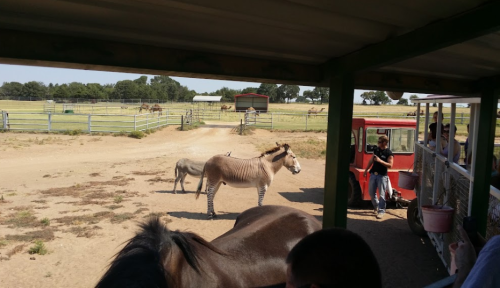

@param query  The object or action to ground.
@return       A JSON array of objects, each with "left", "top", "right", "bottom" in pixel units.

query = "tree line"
[{"left": 0, "top": 75, "right": 331, "bottom": 103}]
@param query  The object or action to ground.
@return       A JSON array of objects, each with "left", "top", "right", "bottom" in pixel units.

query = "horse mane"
[
  {"left": 260, "top": 146, "right": 283, "bottom": 157},
  {"left": 96, "top": 217, "right": 226, "bottom": 287}
]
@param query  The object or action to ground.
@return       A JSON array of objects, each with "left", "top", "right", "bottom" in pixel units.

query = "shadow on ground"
[
  {"left": 279, "top": 188, "right": 324, "bottom": 205},
  {"left": 347, "top": 209, "right": 448, "bottom": 288},
  {"left": 168, "top": 211, "right": 240, "bottom": 221}
]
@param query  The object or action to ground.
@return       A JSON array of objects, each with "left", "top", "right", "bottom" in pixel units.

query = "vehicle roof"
[{"left": 353, "top": 118, "right": 416, "bottom": 126}]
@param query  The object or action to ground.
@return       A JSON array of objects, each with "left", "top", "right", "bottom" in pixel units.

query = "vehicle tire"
[
  {"left": 348, "top": 173, "right": 363, "bottom": 207},
  {"left": 407, "top": 198, "right": 427, "bottom": 237}
]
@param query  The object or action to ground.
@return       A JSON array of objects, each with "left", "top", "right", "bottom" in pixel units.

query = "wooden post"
[
  {"left": 323, "top": 74, "right": 354, "bottom": 229},
  {"left": 134, "top": 115, "right": 137, "bottom": 131},
  {"left": 240, "top": 119, "right": 243, "bottom": 135},
  {"left": 48, "top": 112, "right": 52, "bottom": 132},
  {"left": 181, "top": 115, "right": 184, "bottom": 131},
  {"left": 88, "top": 114, "right": 92, "bottom": 133},
  {"left": 305, "top": 114, "right": 308, "bottom": 130},
  {"left": 471, "top": 80, "right": 499, "bottom": 236}
]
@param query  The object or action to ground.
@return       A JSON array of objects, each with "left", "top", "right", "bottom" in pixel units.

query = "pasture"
[
  {"left": 0, "top": 124, "right": 447, "bottom": 287},
  {"left": 2, "top": 100, "right": 497, "bottom": 137}
]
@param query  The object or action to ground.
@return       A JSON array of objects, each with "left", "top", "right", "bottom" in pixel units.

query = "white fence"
[{"left": 1, "top": 111, "right": 189, "bottom": 133}]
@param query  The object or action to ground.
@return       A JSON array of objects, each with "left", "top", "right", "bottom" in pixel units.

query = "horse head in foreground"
[
  {"left": 196, "top": 143, "right": 301, "bottom": 218},
  {"left": 95, "top": 205, "right": 321, "bottom": 288}
]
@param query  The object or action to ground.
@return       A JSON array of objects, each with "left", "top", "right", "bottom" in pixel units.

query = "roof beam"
[
  {"left": 0, "top": 28, "right": 322, "bottom": 86},
  {"left": 328, "top": 1, "right": 500, "bottom": 73},
  {"left": 354, "top": 72, "right": 478, "bottom": 96}
]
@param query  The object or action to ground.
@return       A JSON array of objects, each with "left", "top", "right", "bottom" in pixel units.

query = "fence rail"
[{"left": 1, "top": 111, "right": 190, "bottom": 133}]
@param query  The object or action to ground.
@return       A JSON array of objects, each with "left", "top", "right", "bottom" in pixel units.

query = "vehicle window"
[
  {"left": 365, "top": 128, "right": 382, "bottom": 153},
  {"left": 365, "top": 127, "right": 415, "bottom": 153},
  {"left": 358, "top": 127, "right": 363, "bottom": 152},
  {"left": 390, "top": 128, "right": 415, "bottom": 153}
]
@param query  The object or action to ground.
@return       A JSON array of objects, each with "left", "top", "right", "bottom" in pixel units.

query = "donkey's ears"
[
  {"left": 283, "top": 144, "right": 290, "bottom": 151},
  {"left": 276, "top": 142, "right": 280, "bottom": 146}
]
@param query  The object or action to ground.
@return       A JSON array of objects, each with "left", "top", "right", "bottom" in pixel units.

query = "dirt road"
[{"left": 0, "top": 123, "right": 447, "bottom": 287}]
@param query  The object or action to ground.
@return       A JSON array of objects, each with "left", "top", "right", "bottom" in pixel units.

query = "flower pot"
[
  {"left": 398, "top": 171, "right": 418, "bottom": 190},
  {"left": 421, "top": 205, "right": 455, "bottom": 233}
]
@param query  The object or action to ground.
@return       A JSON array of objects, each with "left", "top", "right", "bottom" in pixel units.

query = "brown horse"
[{"left": 95, "top": 205, "right": 321, "bottom": 288}]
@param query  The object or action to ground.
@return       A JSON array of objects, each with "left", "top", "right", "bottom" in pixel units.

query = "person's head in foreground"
[{"left": 285, "top": 228, "right": 382, "bottom": 288}]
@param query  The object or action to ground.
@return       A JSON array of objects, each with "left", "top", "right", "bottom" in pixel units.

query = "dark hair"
[
  {"left": 429, "top": 123, "right": 443, "bottom": 140},
  {"left": 444, "top": 123, "right": 457, "bottom": 133},
  {"left": 286, "top": 228, "right": 381, "bottom": 288}
]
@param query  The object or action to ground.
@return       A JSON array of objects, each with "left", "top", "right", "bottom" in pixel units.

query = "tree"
[
  {"left": 133, "top": 76, "right": 148, "bottom": 86},
  {"left": 21, "top": 81, "right": 47, "bottom": 98},
  {"left": 313, "top": 87, "right": 329, "bottom": 104},
  {"left": 359, "top": 91, "right": 391, "bottom": 105},
  {"left": 241, "top": 87, "right": 257, "bottom": 94},
  {"left": 0, "top": 82, "right": 24, "bottom": 96},
  {"left": 53, "top": 84, "right": 70, "bottom": 98},
  {"left": 113, "top": 80, "right": 138, "bottom": 99},
  {"left": 86, "top": 83, "right": 106, "bottom": 99},
  {"left": 211, "top": 87, "right": 240, "bottom": 102},
  {"left": 277, "top": 84, "right": 300, "bottom": 103},
  {"left": 67, "top": 82, "right": 87, "bottom": 98},
  {"left": 295, "top": 96, "right": 310, "bottom": 103},
  {"left": 257, "top": 83, "right": 278, "bottom": 102},
  {"left": 409, "top": 95, "right": 419, "bottom": 106},
  {"left": 396, "top": 98, "right": 408, "bottom": 105},
  {"left": 303, "top": 90, "right": 314, "bottom": 103}
]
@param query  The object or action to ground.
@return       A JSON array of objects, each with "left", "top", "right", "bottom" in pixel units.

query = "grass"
[
  {"left": 28, "top": 240, "right": 48, "bottom": 255},
  {"left": 128, "top": 131, "right": 145, "bottom": 139},
  {"left": 3, "top": 100, "right": 500, "bottom": 136},
  {"left": 0, "top": 239, "right": 8, "bottom": 247},
  {"left": 40, "top": 217, "right": 50, "bottom": 226},
  {"left": 113, "top": 196, "right": 123, "bottom": 203},
  {"left": 1, "top": 210, "right": 39, "bottom": 228},
  {"left": 177, "top": 121, "right": 205, "bottom": 131}
]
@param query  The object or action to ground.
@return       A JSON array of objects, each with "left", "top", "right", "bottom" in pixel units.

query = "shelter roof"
[
  {"left": 192, "top": 96, "right": 222, "bottom": 102},
  {"left": 412, "top": 95, "right": 500, "bottom": 104},
  {"left": 0, "top": 0, "right": 499, "bottom": 94},
  {"left": 235, "top": 93, "right": 269, "bottom": 98}
]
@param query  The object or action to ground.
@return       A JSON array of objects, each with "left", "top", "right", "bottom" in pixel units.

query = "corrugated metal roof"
[
  {"left": 235, "top": 93, "right": 269, "bottom": 98},
  {"left": 192, "top": 96, "right": 222, "bottom": 102}
]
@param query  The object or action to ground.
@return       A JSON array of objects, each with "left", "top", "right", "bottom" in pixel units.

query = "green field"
[{"left": 1, "top": 100, "right": 499, "bottom": 136}]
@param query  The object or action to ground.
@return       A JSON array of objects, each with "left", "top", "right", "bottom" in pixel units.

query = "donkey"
[
  {"left": 173, "top": 153, "right": 232, "bottom": 194},
  {"left": 196, "top": 143, "right": 301, "bottom": 218},
  {"left": 95, "top": 205, "right": 321, "bottom": 288},
  {"left": 173, "top": 158, "right": 206, "bottom": 194}
]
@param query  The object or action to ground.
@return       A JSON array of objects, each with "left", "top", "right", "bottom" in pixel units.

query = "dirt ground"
[{"left": 0, "top": 123, "right": 448, "bottom": 288}]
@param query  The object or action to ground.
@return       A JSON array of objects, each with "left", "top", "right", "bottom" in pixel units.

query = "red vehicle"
[{"left": 348, "top": 118, "right": 417, "bottom": 207}]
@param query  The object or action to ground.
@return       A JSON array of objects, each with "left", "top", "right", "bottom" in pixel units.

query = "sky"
[{"left": 0, "top": 64, "right": 429, "bottom": 103}]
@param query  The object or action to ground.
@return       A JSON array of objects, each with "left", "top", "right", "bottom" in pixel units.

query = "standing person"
[
  {"left": 441, "top": 124, "right": 461, "bottom": 163},
  {"left": 363, "top": 135, "right": 394, "bottom": 219},
  {"left": 428, "top": 111, "right": 445, "bottom": 151}
]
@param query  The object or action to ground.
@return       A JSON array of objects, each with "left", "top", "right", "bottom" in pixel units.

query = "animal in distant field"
[
  {"left": 407, "top": 110, "right": 424, "bottom": 116},
  {"left": 246, "top": 107, "right": 260, "bottom": 116},
  {"left": 308, "top": 107, "right": 325, "bottom": 115},
  {"left": 196, "top": 143, "right": 301, "bottom": 218},
  {"left": 221, "top": 105, "right": 232, "bottom": 111},
  {"left": 120, "top": 106, "right": 128, "bottom": 109},
  {"left": 149, "top": 104, "right": 163, "bottom": 115},
  {"left": 407, "top": 111, "right": 416, "bottom": 116},
  {"left": 95, "top": 205, "right": 321, "bottom": 288},
  {"left": 139, "top": 103, "right": 150, "bottom": 113}
]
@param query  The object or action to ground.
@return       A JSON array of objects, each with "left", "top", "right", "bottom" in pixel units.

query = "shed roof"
[
  {"left": 192, "top": 96, "right": 222, "bottom": 102},
  {"left": 235, "top": 93, "right": 269, "bottom": 98},
  {"left": 0, "top": 0, "right": 499, "bottom": 95}
]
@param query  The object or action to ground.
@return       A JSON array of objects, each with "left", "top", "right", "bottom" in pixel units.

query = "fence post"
[
  {"left": 240, "top": 119, "right": 243, "bottom": 135},
  {"left": 157, "top": 113, "right": 160, "bottom": 129},
  {"left": 88, "top": 115, "right": 92, "bottom": 133},
  {"left": 461, "top": 112, "right": 464, "bottom": 124},
  {"left": 48, "top": 112, "right": 52, "bottom": 132},
  {"left": 305, "top": 114, "right": 308, "bottom": 130},
  {"left": 181, "top": 115, "right": 184, "bottom": 131},
  {"left": 166, "top": 110, "right": 169, "bottom": 125},
  {"left": 146, "top": 114, "right": 149, "bottom": 130},
  {"left": 2, "top": 111, "right": 6, "bottom": 129},
  {"left": 134, "top": 115, "right": 137, "bottom": 131},
  {"left": 271, "top": 113, "right": 274, "bottom": 129}
]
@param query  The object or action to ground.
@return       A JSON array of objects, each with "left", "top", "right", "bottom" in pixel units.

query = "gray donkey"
[{"left": 173, "top": 152, "right": 231, "bottom": 194}]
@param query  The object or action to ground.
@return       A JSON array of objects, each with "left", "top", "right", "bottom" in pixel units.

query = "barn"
[{"left": 234, "top": 93, "right": 269, "bottom": 112}]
